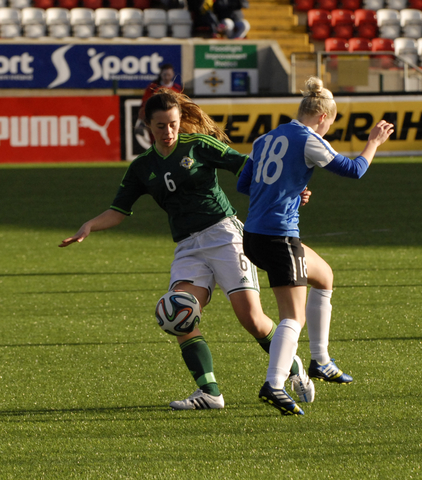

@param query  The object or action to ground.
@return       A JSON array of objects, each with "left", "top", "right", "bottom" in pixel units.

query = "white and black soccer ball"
[{"left": 155, "top": 291, "right": 202, "bottom": 336}]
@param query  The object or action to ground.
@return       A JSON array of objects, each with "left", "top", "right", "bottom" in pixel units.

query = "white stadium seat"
[
  {"left": 167, "top": 8, "right": 192, "bottom": 38},
  {"left": 70, "top": 7, "right": 95, "bottom": 38},
  {"left": 385, "top": 0, "right": 408, "bottom": 9},
  {"left": 21, "top": 7, "right": 46, "bottom": 38},
  {"left": 400, "top": 8, "right": 422, "bottom": 38},
  {"left": 363, "top": 0, "right": 384, "bottom": 10},
  {"left": 45, "top": 8, "right": 70, "bottom": 38},
  {"left": 417, "top": 37, "right": 422, "bottom": 65},
  {"left": 0, "top": 7, "right": 21, "bottom": 37},
  {"left": 143, "top": 8, "right": 167, "bottom": 38},
  {"left": 119, "top": 8, "right": 143, "bottom": 38},
  {"left": 9, "top": 0, "right": 31, "bottom": 9},
  {"left": 394, "top": 36, "right": 418, "bottom": 64},
  {"left": 377, "top": 8, "right": 401, "bottom": 38},
  {"left": 95, "top": 8, "right": 119, "bottom": 38}
]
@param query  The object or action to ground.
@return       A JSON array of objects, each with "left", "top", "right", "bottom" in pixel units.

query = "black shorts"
[{"left": 243, "top": 231, "right": 308, "bottom": 288}]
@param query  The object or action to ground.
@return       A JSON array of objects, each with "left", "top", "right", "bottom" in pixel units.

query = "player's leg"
[
  {"left": 303, "top": 244, "right": 353, "bottom": 384},
  {"left": 243, "top": 233, "right": 313, "bottom": 414}
]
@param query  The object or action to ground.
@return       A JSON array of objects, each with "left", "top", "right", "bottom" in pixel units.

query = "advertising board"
[
  {"left": 195, "top": 96, "right": 422, "bottom": 155},
  {"left": 0, "top": 96, "right": 120, "bottom": 163},
  {"left": 0, "top": 44, "right": 181, "bottom": 89}
]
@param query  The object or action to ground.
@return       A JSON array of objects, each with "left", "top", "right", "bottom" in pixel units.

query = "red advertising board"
[{"left": 0, "top": 96, "right": 121, "bottom": 163}]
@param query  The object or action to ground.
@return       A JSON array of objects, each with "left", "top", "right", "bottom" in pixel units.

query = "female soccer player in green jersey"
[{"left": 59, "top": 89, "right": 313, "bottom": 411}]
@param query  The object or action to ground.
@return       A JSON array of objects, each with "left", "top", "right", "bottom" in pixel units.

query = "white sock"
[
  {"left": 266, "top": 319, "right": 302, "bottom": 389},
  {"left": 306, "top": 288, "right": 332, "bottom": 365}
]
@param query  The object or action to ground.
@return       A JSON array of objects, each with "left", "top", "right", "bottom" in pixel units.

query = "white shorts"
[{"left": 170, "top": 216, "right": 260, "bottom": 301}]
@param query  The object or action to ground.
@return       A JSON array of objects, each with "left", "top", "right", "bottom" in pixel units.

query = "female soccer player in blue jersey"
[
  {"left": 59, "top": 89, "right": 314, "bottom": 412},
  {"left": 237, "top": 76, "right": 394, "bottom": 415}
]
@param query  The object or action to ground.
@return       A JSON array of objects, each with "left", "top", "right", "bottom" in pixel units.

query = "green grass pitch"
[{"left": 0, "top": 158, "right": 421, "bottom": 479}]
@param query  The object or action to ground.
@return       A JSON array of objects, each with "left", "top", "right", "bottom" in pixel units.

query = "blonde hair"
[
  {"left": 297, "top": 77, "right": 336, "bottom": 120},
  {"left": 144, "top": 89, "right": 230, "bottom": 143}
]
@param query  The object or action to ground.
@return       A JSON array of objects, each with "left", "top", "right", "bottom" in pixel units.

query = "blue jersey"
[{"left": 237, "top": 120, "right": 369, "bottom": 237}]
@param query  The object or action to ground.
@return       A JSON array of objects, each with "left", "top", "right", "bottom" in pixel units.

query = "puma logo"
[{"left": 79, "top": 115, "right": 115, "bottom": 145}]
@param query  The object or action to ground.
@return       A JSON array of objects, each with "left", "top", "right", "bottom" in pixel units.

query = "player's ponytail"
[
  {"left": 297, "top": 76, "right": 336, "bottom": 120},
  {"left": 144, "top": 89, "right": 230, "bottom": 143}
]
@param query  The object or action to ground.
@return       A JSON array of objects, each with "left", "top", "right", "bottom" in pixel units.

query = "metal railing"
[{"left": 290, "top": 50, "right": 422, "bottom": 94}]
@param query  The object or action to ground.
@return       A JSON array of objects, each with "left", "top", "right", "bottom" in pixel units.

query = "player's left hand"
[{"left": 300, "top": 187, "right": 312, "bottom": 206}]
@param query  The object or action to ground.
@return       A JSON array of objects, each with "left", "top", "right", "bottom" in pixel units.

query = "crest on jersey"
[{"left": 180, "top": 156, "right": 194, "bottom": 169}]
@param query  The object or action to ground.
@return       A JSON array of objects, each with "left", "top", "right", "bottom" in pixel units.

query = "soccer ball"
[{"left": 155, "top": 291, "right": 202, "bottom": 336}]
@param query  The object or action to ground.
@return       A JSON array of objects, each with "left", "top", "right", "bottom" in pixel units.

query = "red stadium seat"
[
  {"left": 331, "top": 8, "right": 355, "bottom": 38},
  {"left": 325, "top": 36, "right": 349, "bottom": 50},
  {"left": 294, "top": 0, "right": 315, "bottom": 11},
  {"left": 341, "top": 0, "right": 361, "bottom": 9},
  {"left": 108, "top": 0, "right": 126, "bottom": 8},
  {"left": 132, "top": 0, "right": 151, "bottom": 8},
  {"left": 58, "top": 0, "right": 79, "bottom": 8},
  {"left": 409, "top": 0, "right": 422, "bottom": 8},
  {"left": 317, "top": 0, "right": 338, "bottom": 9},
  {"left": 348, "top": 36, "right": 372, "bottom": 50},
  {"left": 371, "top": 36, "right": 395, "bottom": 67},
  {"left": 308, "top": 9, "right": 332, "bottom": 39},
  {"left": 371, "top": 36, "right": 395, "bottom": 51},
  {"left": 33, "top": 0, "right": 56, "bottom": 8},
  {"left": 82, "top": 0, "right": 102, "bottom": 8},
  {"left": 354, "top": 8, "right": 378, "bottom": 38}
]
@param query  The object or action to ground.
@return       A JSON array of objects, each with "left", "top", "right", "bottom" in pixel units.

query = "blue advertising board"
[{"left": 0, "top": 43, "right": 181, "bottom": 89}]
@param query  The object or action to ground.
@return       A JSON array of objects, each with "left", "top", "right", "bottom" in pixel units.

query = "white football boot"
[
  {"left": 170, "top": 389, "right": 225, "bottom": 410},
  {"left": 289, "top": 355, "right": 316, "bottom": 403}
]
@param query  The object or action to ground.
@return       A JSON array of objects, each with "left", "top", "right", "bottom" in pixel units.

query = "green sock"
[
  {"left": 180, "top": 336, "right": 220, "bottom": 396},
  {"left": 255, "top": 321, "right": 277, "bottom": 354}
]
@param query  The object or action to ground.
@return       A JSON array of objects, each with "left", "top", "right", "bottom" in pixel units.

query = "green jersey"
[{"left": 110, "top": 133, "right": 248, "bottom": 242}]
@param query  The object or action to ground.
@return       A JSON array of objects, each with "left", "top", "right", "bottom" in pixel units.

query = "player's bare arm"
[{"left": 59, "top": 209, "right": 126, "bottom": 247}]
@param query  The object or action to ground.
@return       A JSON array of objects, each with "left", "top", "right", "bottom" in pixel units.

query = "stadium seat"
[
  {"left": 371, "top": 36, "right": 395, "bottom": 65},
  {"left": 341, "top": 0, "right": 362, "bottom": 9},
  {"left": 119, "top": 7, "right": 143, "bottom": 37},
  {"left": 325, "top": 36, "right": 349, "bottom": 49},
  {"left": 385, "top": 0, "right": 407, "bottom": 9},
  {"left": 294, "top": 0, "right": 315, "bottom": 11},
  {"left": 348, "top": 36, "right": 372, "bottom": 50},
  {"left": 354, "top": 9, "right": 378, "bottom": 38},
  {"left": 9, "top": 0, "right": 31, "bottom": 9},
  {"left": 143, "top": 8, "right": 168, "bottom": 37},
  {"left": 58, "top": 0, "right": 79, "bottom": 9},
  {"left": 0, "top": 7, "right": 21, "bottom": 37},
  {"left": 308, "top": 9, "right": 332, "bottom": 39},
  {"left": 317, "top": 0, "right": 338, "bottom": 9},
  {"left": 372, "top": 36, "right": 395, "bottom": 50},
  {"left": 108, "top": 0, "right": 127, "bottom": 9},
  {"left": 331, "top": 8, "right": 355, "bottom": 38},
  {"left": 46, "top": 7, "right": 71, "bottom": 37},
  {"left": 21, "top": 7, "right": 46, "bottom": 38},
  {"left": 400, "top": 9, "right": 422, "bottom": 38},
  {"left": 33, "top": 0, "right": 56, "bottom": 9},
  {"left": 83, "top": 0, "right": 104, "bottom": 9},
  {"left": 132, "top": 0, "right": 151, "bottom": 8},
  {"left": 94, "top": 8, "right": 119, "bottom": 38},
  {"left": 70, "top": 7, "right": 95, "bottom": 37},
  {"left": 408, "top": 0, "right": 422, "bottom": 8},
  {"left": 417, "top": 37, "right": 422, "bottom": 65},
  {"left": 394, "top": 36, "right": 418, "bottom": 64},
  {"left": 167, "top": 8, "right": 192, "bottom": 38},
  {"left": 363, "top": 0, "right": 384, "bottom": 9},
  {"left": 377, "top": 8, "right": 401, "bottom": 38}
]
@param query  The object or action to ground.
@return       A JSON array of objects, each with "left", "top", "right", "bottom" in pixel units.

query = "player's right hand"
[{"left": 58, "top": 226, "right": 90, "bottom": 247}]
